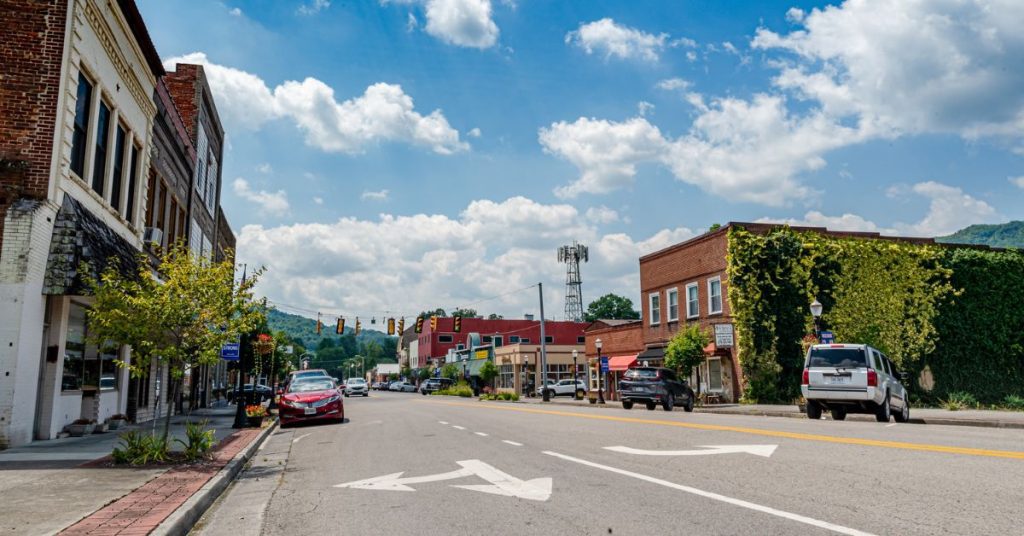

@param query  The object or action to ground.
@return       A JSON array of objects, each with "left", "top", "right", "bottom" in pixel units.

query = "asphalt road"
[{"left": 194, "top": 391, "right": 1024, "bottom": 536}]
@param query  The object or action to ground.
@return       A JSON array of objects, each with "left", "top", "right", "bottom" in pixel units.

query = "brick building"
[
  {"left": 416, "top": 317, "right": 587, "bottom": 367},
  {"left": 584, "top": 319, "right": 643, "bottom": 401},
  {"left": 0, "top": 0, "right": 162, "bottom": 446}
]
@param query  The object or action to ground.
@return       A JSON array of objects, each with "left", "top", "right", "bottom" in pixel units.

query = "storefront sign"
[
  {"left": 714, "top": 324, "right": 734, "bottom": 348},
  {"left": 220, "top": 342, "right": 240, "bottom": 360},
  {"left": 600, "top": 356, "right": 609, "bottom": 373},
  {"left": 475, "top": 349, "right": 490, "bottom": 359},
  {"left": 819, "top": 331, "right": 834, "bottom": 344}
]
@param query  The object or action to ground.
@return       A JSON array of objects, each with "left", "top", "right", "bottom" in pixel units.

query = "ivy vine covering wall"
[{"left": 727, "top": 226, "right": 1022, "bottom": 404}]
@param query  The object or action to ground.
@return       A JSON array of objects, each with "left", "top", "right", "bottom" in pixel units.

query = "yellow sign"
[{"left": 475, "top": 349, "right": 489, "bottom": 359}]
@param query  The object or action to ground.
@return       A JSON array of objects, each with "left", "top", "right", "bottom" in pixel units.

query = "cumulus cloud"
[
  {"left": 237, "top": 196, "right": 691, "bottom": 317},
  {"left": 298, "top": 0, "right": 330, "bottom": 16},
  {"left": 232, "top": 178, "right": 290, "bottom": 215},
  {"left": 385, "top": 0, "right": 499, "bottom": 48},
  {"left": 585, "top": 206, "right": 619, "bottom": 224},
  {"left": 655, "top": 78, "right": 690, "bottom": 91},
  {"left": 1010, "top": 176, "right": 1024, "bottom": 189},
  {"left": 361, "top": 189, "right": 390, "bottom": 201},
  {"left": 467, "top": 127, "right": 482, "bottom": 138},
  {"left": 753, "top": 0, "right": 1024, "bottom": 138},
  {"left": 636, "top": 101, "right": 654, "bottom": 117},
  {"left": 313, "top": 197, "right": 324, "bottom": 205},
  {"left": 163, "top": 52, "right": 467, "bottom": 155},
  {"left": 756, "top": 211, "right": 885, "bottom": 233},
  {"left": 566, "top": 18, "right": 670, "bottom": 62},
  {"left": 228, "top": 7, "right": 242, "bottom": 16}
]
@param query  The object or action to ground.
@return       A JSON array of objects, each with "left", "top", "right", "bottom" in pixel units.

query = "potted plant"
[
  {"left": 245, "top": 404, "right": 268, "bottom": 427},
  {"left": 67, "top": 418, "right": 95, "bottom": 437},
  {"left": 107, "top": 414, "right": 128, "bottom": 430}
]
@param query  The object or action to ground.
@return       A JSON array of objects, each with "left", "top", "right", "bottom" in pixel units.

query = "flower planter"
[
  {"left": 67, "top": 423, "right": 94, "bottom": 437},
  {"left": 107, "top": 418, "right": 125, "bottom": 430},
  {"left": 247, "top": 416, "right": 265, "bottom": 428}
]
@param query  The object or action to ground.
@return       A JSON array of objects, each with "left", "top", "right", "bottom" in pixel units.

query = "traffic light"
[
  {"left": 355, "top": 317, "right": 361, "bottom": 336},
  {"left": 415, "top": 316, "right": 424, "bottom": 333},
  {"left": 453, "top": 315, "right": 462, "bottom": 333},
  {"left": 397, "top": 318, "right": 405, "bottom": 333},
  {"left": 430, "top": 315, "right": 438, "bottom": 331},
  {"left": 336, "top": 317, "right": 345, "bottom": 334},
  {"left": 387, "top": 317, "right": 395, "bottom": 335}
]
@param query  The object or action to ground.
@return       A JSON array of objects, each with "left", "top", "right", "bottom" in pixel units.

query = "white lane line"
[
  {"left": 502, "top": 440, "right": 523, "bottom": 447},
  {"left": 452, "top": 425, "right": 466, "bottom": 430},
  {"left": 474, "top": 432, "right": 489, "bottom": 437},
  {"left": 885, "top": 423, "right": 897, "bottom": 428},
  {"left": 293, "top": 433, "right": 312, "bottom": 444},
  {"left": 543, "top": 451, "right": 875, "bottom": 536},
  {"left": 439, "top": 421, "right": 449, "bottom": 425}
]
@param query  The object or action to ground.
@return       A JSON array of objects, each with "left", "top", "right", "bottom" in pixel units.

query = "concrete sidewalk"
[
  {"left": 516, "top": 395, "right": 1024, "bottom": 429},
  {"left": 0, "top": 406, "right": 262, "bottom": 535}
]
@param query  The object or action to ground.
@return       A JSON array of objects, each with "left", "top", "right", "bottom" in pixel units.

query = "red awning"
[
  {"left": 608, "top": 354, "right": 638, "bottom": 372},
  {"left": 703, "top": 342, "right": 717, "bottom": 354}
]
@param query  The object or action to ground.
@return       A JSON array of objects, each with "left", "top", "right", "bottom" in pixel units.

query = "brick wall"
[
  {"left": 584, "top": 323, "right": 643, "bottom": 359},
  {"left": 162, "top": 65, "right": 201, "bottom": 142},
  {"left": 0, "top": 0, "right": 69, "bottom": 246}
]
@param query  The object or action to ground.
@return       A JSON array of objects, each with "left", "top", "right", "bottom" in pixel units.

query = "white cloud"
[
  {"left": 565, "top": 18, "right": 669, "bottom": 62},
  {"left": 753, "top": 0, "right": 1024, "bottom": 139},
  {"left": 256, "top": 163, "right": 272, "bottom": 173},
  {"left": 313, "top": 197, "right": 324, "bottom": 205},
  {"left": 893, "top": 181, "right": 1000, "bottom": 236},
  {"left": 238, "top": 196, "right": 688, "bottom": 318},
  {"left": 636, "top": 101, "right": 654, "bottom": 117},
  {"left": 1010, "top": 176, "right": 1024, "bottom": 189},
  {"left": 406, "top": 12, "right": 418, "bottom": 31},
  {"left": 361, "top": 189, "right": 390, "bottom": 201},
  {"left": 387, "top": 0, "right": 499, "bottom": 48},
  {"left": 541, "top": 94, "right": 865, "bottom": 205},
  {"left": 756, "top": 211, "right": 885, "bottom": 233},
  {"left": 467, "top": 127, "right": 482, "bottom": 138},
  {"left": 232, "top": 178, "right": 290, "bottom": 215},
  {"left": 298, "top": 0, "right": 330, "bottom": 16},
  {"left": 585, "top": 206, "right": 619, "bottom": 224},
  {"left": 228, "top": 7, "right": 242, "bottom": 16},
  {"left": 163, "top": 53, "right": 468, "bottom": 155},
  {"left": 656, "top": 78, "right": 690, "bottom": 91}
]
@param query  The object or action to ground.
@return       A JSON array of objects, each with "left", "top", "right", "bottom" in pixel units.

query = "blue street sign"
[
  {"left": 599, "top": 356, "right": 609, "bottom": 374},
  {"left": 434, "top": 368, "right": 441, "bottom": 378},
  {"left": 221, "top": 342, "right": 240, "bottom": 360},
  {"left": 819, "top": 331, "right": 835, "bottom": 344}
]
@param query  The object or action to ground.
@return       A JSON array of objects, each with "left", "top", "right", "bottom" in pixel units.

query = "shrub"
[
  {"left": 479, "top": 392, "right": 519, "bottom": 402},
  {"left": 1002, "top": 395, "right": 1024, "bottom": 410},
  {"left": 112, "top": 431, "right": 169, "bottom": 465},
  {"left": 245, "top": 405, "right": 267, "bottom": 417},
  {"left": 941, "top": 391, "right": 978, "bottom": 411},
  {"left": 175, "top": 420, "right": 216, "bottom": 462}
]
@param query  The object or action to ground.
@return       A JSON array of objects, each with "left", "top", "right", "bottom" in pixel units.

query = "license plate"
[
  {"left": 304, "top": 407, "right": 317, "bottom": 415},
  {"left": 828, "top": 375, "right": 851, "bottom": 385}
]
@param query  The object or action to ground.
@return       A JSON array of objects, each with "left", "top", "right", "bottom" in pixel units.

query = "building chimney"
[{"left": 524, "top": 313, "right": 534, "bottom": 321}]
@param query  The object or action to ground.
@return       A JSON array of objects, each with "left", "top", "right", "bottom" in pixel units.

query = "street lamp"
[
  {"left": 572, "top": 349, "right": 578, "bottom": 380},
  {"left": 810, "top": 299, "right": 823, "bottom": 340},
  {"left": 595, "top": 338, "right": 605, "bottom": 404},
  {"left": 523, "top": 356, "right": 529, "bottom": 397}
]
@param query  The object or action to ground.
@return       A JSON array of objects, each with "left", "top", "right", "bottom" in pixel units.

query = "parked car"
[
  {"left": 420, "top": 378, "right": 454, "bottom": 395},
  {"left": 801, "top": 343, "right": 910, "bottom": 422},
  {"left": 536, "top": 379, "right": 587, "bottom": 398},
  {"left": 390, "top": 381, "right": 416, "bottom": 392},
  {"left": 283, "top": 369, "right": 330, "bottom": 391},
  {"left": 279, "top": 378, "right": 344, "bottom": 427},
  {"left": 344, "top": 378, "right": 369, "bottom": 397},
  {"left": 229, "top": 383, "right": 273, "bottom": 403},
  {"left": 619, "top": 367, "right": 695, "bottom": 412}
]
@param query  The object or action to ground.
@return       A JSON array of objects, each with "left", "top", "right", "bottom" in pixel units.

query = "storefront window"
[
  {"left": 62, "top": 302, "right": 120, "bottom": 391},
  {"left": 498, "top": 364, "right": 514, "bottom": 389}
]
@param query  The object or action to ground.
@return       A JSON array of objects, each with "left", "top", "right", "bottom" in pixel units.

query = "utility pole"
[
  {"left": 232, "top": 264, "right": 249, "bottom": 429},
  {"left": 539, "top": 282, "right": 550, "bottom": 402}
]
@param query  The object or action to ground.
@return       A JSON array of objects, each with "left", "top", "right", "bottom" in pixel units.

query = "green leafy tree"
[
  {"left": 85, "top": 245, "right": 264, "bottom": 443},
  {"left": 709, "top": 223, "right": 722, "bottom": 232},
  {"left": 450, "top": 308, "right": 479, "bottom": 318},
  {"left": 478, "top": 360, "right": 498, "bottom": 388},
  {"left": 584, "top": 293, "right": 640, "bottom": 322},
  {"left": 664, "top": 324, "right": 710, "bottom": 394},
  {"left": 400, "top": 366, "right": 411, "bottom": 380},
  {"left": 418, "top": 308, "right": 447, "bottom": 318},
  {"left": 441, "top": 363, "right": 460, "bottom": 381},
  {"left": 487, "top": 313, "right": 504, "bottom": 320},
  {"left": 417, "top": 367, "right": 432, "bottom": 381}
]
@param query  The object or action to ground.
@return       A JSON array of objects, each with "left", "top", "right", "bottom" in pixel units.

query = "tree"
[
  {"left": 709, "top": 223, "right": 722, "bottom": 232},
  {"left": 479, "top": 360, "right": 498, "bottom": 389},
  {"left": 418, "top": 308, "right": 447, "bottom": 318},
  {"left": 584, "top": 293, "right": 640, "bottom": 322},
  {"left": 450, "top": 308, "right": 479, "bottom": 318},
  {"left": 487, "top": 313, "right": 504, "bottom": 320},
  {"left": 441, "top": 363, "right": 460, "bottom": 381},
  {"left": 85, "top": 245, "right": 263, "bottom": 443},
  {"left": 664, "top": 324, "right": 711, "bottom": 394},
  {"left": 417, "top": 367, "right": 431, "bottom": 382}
]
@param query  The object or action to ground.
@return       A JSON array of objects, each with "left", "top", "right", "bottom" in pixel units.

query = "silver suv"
[
  {"left": 344, "top": 378, "right": 369, "bottom": 397},
  {"left": 801, "top": 344, "right": 910, "bottom": 422}
]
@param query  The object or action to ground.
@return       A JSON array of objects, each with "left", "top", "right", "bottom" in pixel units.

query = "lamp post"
[
  {"left": 523, "top": 356, "right": 529, "bottom": 397},
  {"left": 595, "top": 338, "right": 605, "bottom": 404},
  {"left": 572, "top": 349, "right": 579, "bottom": 380},
  {"left": 810, "top": 299, "right": 824, "bottom": 341}
]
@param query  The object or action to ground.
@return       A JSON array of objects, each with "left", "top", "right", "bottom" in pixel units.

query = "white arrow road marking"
[
  {"left": 438, "top": 421, "right": 449, "bottom": 425},
  {"left": 334, "top": 460, "right": 552, "bottom": 501},
  {"left": 544, "top": 451, "right": 873, "bottom": 536},
  {"left": 452, "top": 425, "right": 466, "bottom": 430},
  {"left": 502, "top": 440, "right": 523, "bottom": 446},
  {"left": 450, "top": 460, "right": 552, "bottom": 502},
  {"left": 604, "top": 444, "right": 778, "bottom": 458},
  {"left": 292, "top": 433, "right": 312, "bottom": 444}
]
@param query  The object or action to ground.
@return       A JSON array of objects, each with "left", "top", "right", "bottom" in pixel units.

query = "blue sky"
[{"left": 138, "top": 0, "right": 1024, "bottom": 320}]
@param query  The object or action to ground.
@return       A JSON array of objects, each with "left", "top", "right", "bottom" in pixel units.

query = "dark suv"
[{"left": 619, "top": 367, "right": 695, "bottom": 412}]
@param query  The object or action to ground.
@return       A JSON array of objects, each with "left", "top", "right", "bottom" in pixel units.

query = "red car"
[{"left": 279, "top": 378, "right": 345, "bottom": 427}]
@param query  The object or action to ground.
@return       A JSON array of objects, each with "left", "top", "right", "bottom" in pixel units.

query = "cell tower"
[{"left": 558, "top": 241, "right": 588, "bottom": 322}]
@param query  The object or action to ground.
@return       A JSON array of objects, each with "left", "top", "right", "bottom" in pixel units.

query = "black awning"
[
  {"left": 637, "top": 346, "right": 666, "bottom": 361},
  {"left": 43, "top": 195, "right": 140, "bottom": 295}
]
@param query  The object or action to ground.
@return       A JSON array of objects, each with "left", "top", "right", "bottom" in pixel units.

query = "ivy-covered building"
[{"left": 638, "top": 222, "right": 1022, "bottom": 405}]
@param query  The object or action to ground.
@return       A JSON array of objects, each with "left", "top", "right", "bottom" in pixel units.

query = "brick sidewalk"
[{"left": 59, "top": 428, "right": 263, "bottom": 536}]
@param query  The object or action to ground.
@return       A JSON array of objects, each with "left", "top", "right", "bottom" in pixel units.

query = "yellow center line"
[{"left": 425, "top": 400, "right": 1024, "bottom": 461}]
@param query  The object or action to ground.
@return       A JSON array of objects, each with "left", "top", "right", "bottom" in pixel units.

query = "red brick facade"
[
  {"left": 417, "top": 317, "right": 587, "bottom": 364},
  {"left": 0, "top": 0, "right": 69, "bottom": 243},
  {"left": 162, "top": 65, "right": 201, "bottom": 143}
]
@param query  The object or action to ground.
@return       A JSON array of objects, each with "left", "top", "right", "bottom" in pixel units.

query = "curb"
[
  {"left": 515, "top": 398, "right": 1024, "bottom": 429},
  {"left": 151, "top": 420, "right": 279, "bottom": 536}
]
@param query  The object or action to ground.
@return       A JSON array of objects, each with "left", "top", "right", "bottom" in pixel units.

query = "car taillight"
[
  {"left": 801, "top": 369, "right": 809, "bottom": 385},
  {"left": 867, "top": 369, "right": 878, "bottom": 387}
]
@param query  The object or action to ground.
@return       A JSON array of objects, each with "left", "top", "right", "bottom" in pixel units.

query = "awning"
[
  {"left": 608, "top": 354, "right": 638, "bottom": 372},
  {"left": 703, "top": 342, "right": 717, "bottom": 354},
  {"left": 637, "top": 347, "right": 665, "bottom": 362},
  {"left": 464, "top": 358, "right": 490, "bottom": 376}
]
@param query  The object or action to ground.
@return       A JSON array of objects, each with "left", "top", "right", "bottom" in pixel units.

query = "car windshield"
[
  {"left": 348, "top": 378, "right": 365, "bottom": 384},
  {"left": 289, "top": 380, "right": 335, "bottom": 392},
  {"left": 809, "top": 348, "right": 867, "bottom": 368},
  {"left": 624, "top": 368, "right": 659, "bottom": 380}
]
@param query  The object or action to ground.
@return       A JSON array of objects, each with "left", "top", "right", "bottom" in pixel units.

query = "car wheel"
[
  {"left": 806, "top": 400, "right": 823, "bottom": 419},
  {"left": 831, "top": 408, "right": 847, "bottom": 421},
  {"left": 875, "top": 395, "right": 891, "bottom": 422},
  {"left": 646, "top": 402, "right": 657, "bottom": 411},
  {"left": 663, "top": 394, "right": 674, "bottom": 411},
  {"left": 364, "top": 393, "right": 369, "bottom": 397},
  {"left": 683, "top": 393, "right": 694, "bottom": 412},
  {"left": 622, "top": 401, "right": 634, "bottom": 410},
  {"left": 344, "top": 392, "right": 349, "bottom": 397},
  {"left": 894, "top": 399, "right": 910, "bottom": 423}
]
